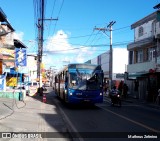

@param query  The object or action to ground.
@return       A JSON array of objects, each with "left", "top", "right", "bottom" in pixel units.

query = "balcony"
[
  {"left": 127, "top": 37, "right": 154, "bottom": 50},
  {"left": 127, "top": 61, "right": 156, "bottom": 73},
  {"left": 0, "top": 43, "right": 14, "bottom": 49}
]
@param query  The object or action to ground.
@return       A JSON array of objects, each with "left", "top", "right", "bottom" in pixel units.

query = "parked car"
[{"left": 29, "top": 81, "right": 39, "bottom": 96}]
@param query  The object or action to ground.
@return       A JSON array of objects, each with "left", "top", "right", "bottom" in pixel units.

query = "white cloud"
[
  {"left": 45, "top": 30, "right": 72, "bottom": 53},
  {"left": 43, "top": 30, "right": 95, "bottom": 70}
]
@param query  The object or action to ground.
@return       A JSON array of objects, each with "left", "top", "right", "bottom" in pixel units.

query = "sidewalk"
[
  {"left": 0, "top": 97, "right": 15, "bottom": 120},
  {"left": 0, "top": 91, "right": 72, "bottom": 141},
  {"left": 103, "top": 93, "right": 160, "bottom": 110},
  {"left": 123, "top": 95, "right": 160, "bottom": 110}
]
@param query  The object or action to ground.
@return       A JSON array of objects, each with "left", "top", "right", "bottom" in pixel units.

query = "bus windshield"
[{"left": 68, "top": 68, "right": 103, "bottom": 90}]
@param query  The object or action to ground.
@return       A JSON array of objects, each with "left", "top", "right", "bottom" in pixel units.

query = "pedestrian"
[
  {"left": 123, "top": 83, "right": 128, "bottom": 98},
  {"left": 103, "top": 80, "right": 108, "bottom": 95},
  {"left": 38, "top": 86, "right": 44, "bottom": 96},
  {"left": 118, "top": 81, "right": 123, "bottom": 95},
  {"left": 157, "top": 89, "right": 160, "bottom": 105}
]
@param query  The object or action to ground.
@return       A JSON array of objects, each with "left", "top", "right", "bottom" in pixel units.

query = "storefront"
[{"left": 126, "top": 69, "right": 160, "bottom": 103}]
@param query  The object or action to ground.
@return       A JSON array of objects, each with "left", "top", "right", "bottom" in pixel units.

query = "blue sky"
[{"left": 0, "top": 0, "right": 159, "bottom": 70}]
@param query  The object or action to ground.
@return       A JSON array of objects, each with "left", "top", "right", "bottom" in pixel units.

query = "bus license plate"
[{"left": 84, "top": 99, "right": 90, "bottom": 102}]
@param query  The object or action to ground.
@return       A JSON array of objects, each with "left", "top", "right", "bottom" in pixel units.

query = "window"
[
  {"left": 136, "top": 50, "right": 143, "bottom": 63},
  {"left": 138, "top": 26, "right": 143, "bottom": 37},
  {"left": 147, "top": 48, "right": 156, "bottom": 61},
  {"left": 129, "top": 51, "right": 133, "bottom": 64}
]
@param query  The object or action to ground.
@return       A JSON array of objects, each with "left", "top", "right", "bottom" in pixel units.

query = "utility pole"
[
  {"left": 37, "top": 0, "right": 58, "bottom": 93},
  {"left": 37, "top": 0, "right": 44, "bottom": 93},
  {"left": 94, "top": 21, "right": 116, "bottom": 89}
]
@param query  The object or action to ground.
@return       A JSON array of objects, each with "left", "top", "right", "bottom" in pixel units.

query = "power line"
[
  {"left": 113, "top": 25, "right": 130, "bottom": 31},
  {"left": 89, "top": 30, "right": 101, "bottom": 45},
  {"left": 47, "top": 0, "right": 57, "bottom": 36},
  {"left": 43, "top": 42, "right": 132, "bottom": 53},
  {"left": 42, "top": 38, "right": 158, "bottom": 54},
  {"left": 44, "top": 25, "right": 131, "bottom": 40},
  {"left": 45, "top": 38, "right": 133, "bottom": 47},
  {"left": 43, "top": 36, "right": 134, "bottom": 53},
  {"left": 52, "top": 0, "right": 64, "bottom": 34},
  {"left": 48, "top": 32, "right": 102, "bottom": 40}
]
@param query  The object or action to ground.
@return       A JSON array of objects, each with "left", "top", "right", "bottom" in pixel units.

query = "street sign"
[
  {"left": 15, "top": 48, "right": 27, "bottom": 67},
  {"left": 116, "top": 73, "right": 124, "bottom": 78}
]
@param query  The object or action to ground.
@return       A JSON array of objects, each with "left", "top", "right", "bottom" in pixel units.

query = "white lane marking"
[{"left": 100, "top": 106, "right": 159, "bottom": 133}]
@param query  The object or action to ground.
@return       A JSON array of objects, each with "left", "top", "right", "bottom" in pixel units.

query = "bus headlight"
[
  {"left": 100, "top": 93, "right": 102, "bottom": 96},
  {"left": 69, "top": 93, "right": 72, "bottom": 96}
]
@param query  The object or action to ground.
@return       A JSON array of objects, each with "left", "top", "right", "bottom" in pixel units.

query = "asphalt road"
[
  {"left": 4, "top": 87, "right": 157, "bottom": 141},
  {"left": 50, "top": 87, "right": 160, "bottom": 141}
]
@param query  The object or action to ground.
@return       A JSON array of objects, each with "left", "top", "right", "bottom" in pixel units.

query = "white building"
[
  {"left": 87, "top": 48, "right": 128, "bottom": 80},
  {"left": 127, "top": 9, "right": 160, "bottom": 102},
  {"left": 22, "top": 55, "right": 37, "bottom": 82}
]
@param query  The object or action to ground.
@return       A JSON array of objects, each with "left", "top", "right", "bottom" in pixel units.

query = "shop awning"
[{"left": 128, "top": 72, "right": 148, "bottom": 79}]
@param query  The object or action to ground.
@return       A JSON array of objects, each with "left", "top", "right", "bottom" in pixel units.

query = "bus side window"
[
  {"left": 55, "top": 77, "right": 57, "bottom": 83},
  {"left": 65, "top": 71, "right": 68, "bottom": 81},
  {"left": 65, "top": 71, "right": 68, "bottom": 88}
]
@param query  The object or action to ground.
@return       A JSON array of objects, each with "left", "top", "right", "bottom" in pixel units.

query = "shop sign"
[
  {"left": 15, "top": 48, "right": 27, "bottom": 67},
  {"left": 116, "top": 73, "right": 124, "bottom": 78}
]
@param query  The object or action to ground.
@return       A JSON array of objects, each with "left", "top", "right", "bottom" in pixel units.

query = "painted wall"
[
  {"left": 134, "top": 20, "right": 154, "bottom": 41},
  {"left": 26, "top": 55, "right": 37, "bottom": 81},
  {"left": 89, "top": 48, "right": 128, "bottom": 79},
  {"left": 134, "top": 19, "right": 160, "bottom": 41}
]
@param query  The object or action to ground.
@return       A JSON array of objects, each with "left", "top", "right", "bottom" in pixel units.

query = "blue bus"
[{"left": 54, "top": 63, "right": 104, "bottom": 104}]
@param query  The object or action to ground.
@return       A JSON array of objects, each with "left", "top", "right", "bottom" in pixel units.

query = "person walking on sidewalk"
[
  {"left": 38, "top": 86, "right": 44, "bottom": 96},
  {"left": 157, "top": 89, "right": 160, "bottom": 105},
  {"left": 123, "top": 83, "right": 128, "bottom": 98},
  {"left": 118, "top": 81, "right": 123, "bottom": 95},
  {"left": 103, "top": 81, "right": 109, "bottom": 95}
]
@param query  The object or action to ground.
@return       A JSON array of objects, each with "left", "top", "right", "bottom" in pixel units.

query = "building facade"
[
  {"left": 0, "top": 8, "right": 28, "bottom": 90},
  {"left": 86, "top": 48, "right": 128, "bottom": 87},
  {"left": 26, "top": 55, "right": 38, "bottom": 82},
  {"left": 127, "top": 10, "right": 160, "bottom": 102}
]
